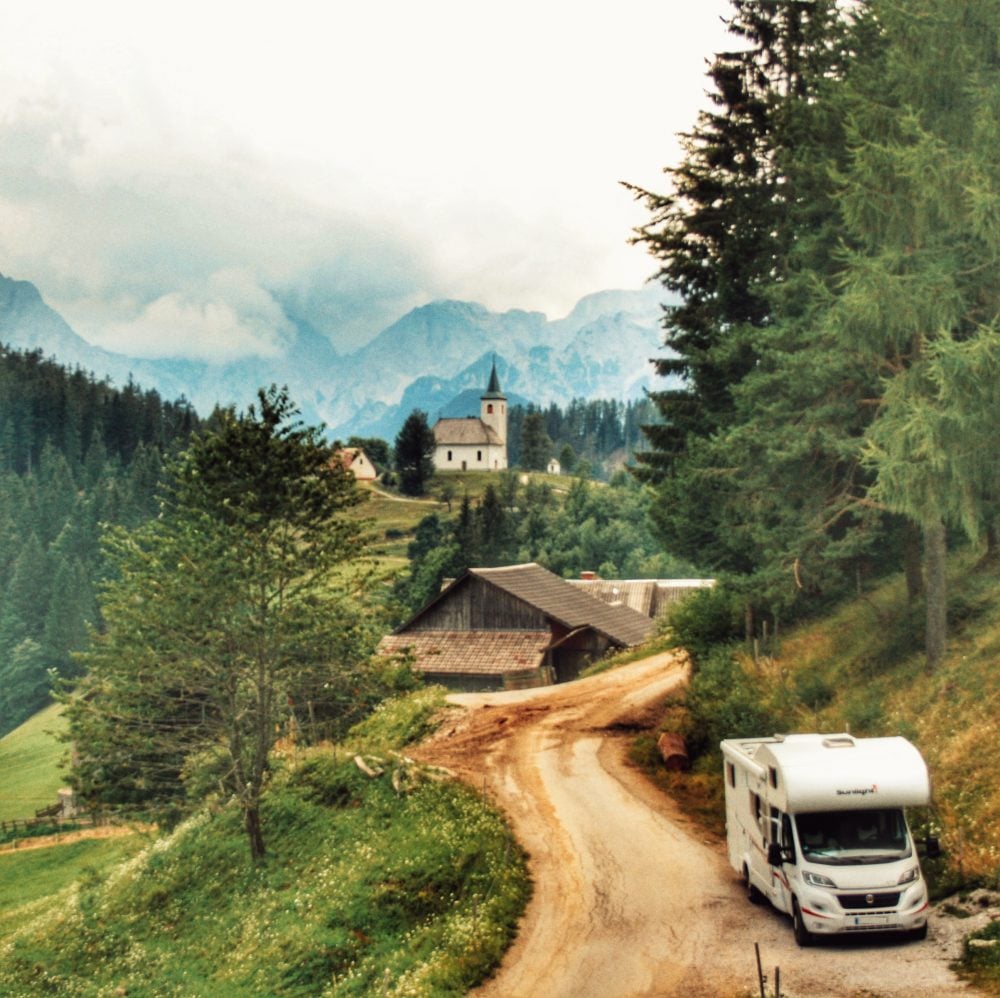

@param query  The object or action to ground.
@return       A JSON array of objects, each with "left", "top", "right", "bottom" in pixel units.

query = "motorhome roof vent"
[{"left": 822, "top": 735, "right": 856, "bottom": 749}]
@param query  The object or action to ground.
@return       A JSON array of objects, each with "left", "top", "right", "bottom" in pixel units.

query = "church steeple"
[
  {"left": 480, "top": 356, "right": 507, "bottom": 459},
  {"left": 483, "top": 356, "right": 504, "bottom": 399}
]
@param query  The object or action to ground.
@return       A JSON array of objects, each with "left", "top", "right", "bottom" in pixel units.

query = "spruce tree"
[{"left": 394, "top": 410, "right": 436, "bottom": 496}]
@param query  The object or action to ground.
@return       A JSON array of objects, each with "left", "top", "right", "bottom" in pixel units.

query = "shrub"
[
  {"left": 663, "top": 586, "right": 741, "bottom": 663},
  {"left": 681, "top": 646, "right": 781, "bottom": 761}
]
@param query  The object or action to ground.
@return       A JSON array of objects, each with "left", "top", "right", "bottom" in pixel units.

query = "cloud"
[
  {"left": 0, "top": 0, "right": 735, "bottom": 361},
  {"left": 96, "top": 269, "right": 293, "bottom": 362}
]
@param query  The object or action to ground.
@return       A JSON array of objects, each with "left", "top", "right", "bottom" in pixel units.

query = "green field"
[{"left": 0, "top": 705, "right": 68, "bottom": 823}]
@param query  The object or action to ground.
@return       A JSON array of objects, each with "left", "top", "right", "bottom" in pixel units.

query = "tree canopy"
[
  {"left": 68, "top": 387, "right": 385, "bottom": 861},
  {"left": 633, "top": 0, "right": 1000, "bottom": 666}
]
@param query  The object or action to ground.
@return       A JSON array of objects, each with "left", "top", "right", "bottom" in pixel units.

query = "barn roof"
[
  {"left": 467, "top": 563, "right": 654, "bottom": 647},
  {"left": 569, "top": 578, "right": 716, "bottom": 619},
  {"left": 379, "top": 630, "right": 549, "bottom": 676},
  {"left": 433, "top": 417, "right": 503, "bottom": 446}
]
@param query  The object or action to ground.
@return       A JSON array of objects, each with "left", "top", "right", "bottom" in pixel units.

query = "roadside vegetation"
[
  {"left": 0, "top": 687, "right": 531, "bottom": 997},
  {"left": 637, "top": 560, "right": 1000, "bottom": 991}
]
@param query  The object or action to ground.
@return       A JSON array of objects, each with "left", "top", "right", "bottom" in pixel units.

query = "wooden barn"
[{"left": 379, "top": 562, "right": 655, "bottom": 692}]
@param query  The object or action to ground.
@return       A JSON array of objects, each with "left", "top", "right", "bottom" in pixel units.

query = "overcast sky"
[{"left": 0, "top": 1, "right": 733, "bottom": 361}]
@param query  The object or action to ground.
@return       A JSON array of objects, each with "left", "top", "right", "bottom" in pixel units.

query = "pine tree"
[{"left": 394, "top": 410, "right": 436, "bottom": 496}]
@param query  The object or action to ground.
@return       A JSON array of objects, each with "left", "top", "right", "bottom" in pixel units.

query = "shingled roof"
[
  {"left": 468, "top": 563, "right": 654, "bottom": 647},
  {"left": 379, "top": 630, "right": 549, "bottom": 676},
  {"left": 433, "top": 417, "right": 503, "bottom": 446}
]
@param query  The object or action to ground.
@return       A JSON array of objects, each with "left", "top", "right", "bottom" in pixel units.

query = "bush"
[
  {"left": 681, "top": 646, "right": 781, "bottom": 762},
  {"left": 663, "top": 586, "right": 741, "bottom": 663}
]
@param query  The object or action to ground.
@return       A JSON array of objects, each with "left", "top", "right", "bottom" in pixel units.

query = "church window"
[{"left": 487, "top": 404, "right": 494, "bottom": 414}]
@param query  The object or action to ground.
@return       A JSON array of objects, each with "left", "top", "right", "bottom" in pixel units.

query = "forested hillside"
[
  {"left": 0, "top": 346, "right": 200, "bottom": 735},
  {"left": 506, "top": 396, "right": 657, "bottom": 476},
  {"left": 392, "top": 471, "right": 699, "bottom": 615}
]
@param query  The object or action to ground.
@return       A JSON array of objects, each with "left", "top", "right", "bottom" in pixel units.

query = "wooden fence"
[{"left": 0, "top": 812, "right": 105, "bottom": 840}]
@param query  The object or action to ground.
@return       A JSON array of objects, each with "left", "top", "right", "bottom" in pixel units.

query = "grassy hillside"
[
  {"left": 642, "top": 554, "right": 1000, "bottom": 991},
  {"left": 0, "top": 688, "right": 531, "bottom": 997},
  {"left": 0, "top": 705, "right": 68, "bottom": 822}
]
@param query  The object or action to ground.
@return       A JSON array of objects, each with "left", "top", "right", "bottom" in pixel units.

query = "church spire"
[{"left": 483, "top": 356, "right": 504, "bottom": 399}]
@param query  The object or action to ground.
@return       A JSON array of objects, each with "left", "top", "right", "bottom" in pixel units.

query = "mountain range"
[{"left": 0, "top": 273, "right": 674, "bottom": 441}]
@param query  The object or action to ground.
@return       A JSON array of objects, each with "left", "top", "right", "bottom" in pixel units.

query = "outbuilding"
[{"left": 379, "top": 562, "right": 654, "bottom": 691}]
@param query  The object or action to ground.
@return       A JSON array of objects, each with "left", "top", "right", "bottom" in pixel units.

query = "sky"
[{"left": 0, "top": 1, "right": 733, "bottom": 362}]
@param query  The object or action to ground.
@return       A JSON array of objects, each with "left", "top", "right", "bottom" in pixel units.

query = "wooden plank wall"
[{"left": 410, "top": 577, "right": 548, "bottom": 631}]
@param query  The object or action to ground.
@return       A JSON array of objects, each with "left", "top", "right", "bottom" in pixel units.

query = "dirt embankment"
[{"left": 413, "top": 653, "right": 985, "bottom": 998}]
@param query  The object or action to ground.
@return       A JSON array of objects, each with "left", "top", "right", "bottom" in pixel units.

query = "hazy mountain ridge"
[{"left": 0, "top": 273, "right": 672, "bottom": 440}]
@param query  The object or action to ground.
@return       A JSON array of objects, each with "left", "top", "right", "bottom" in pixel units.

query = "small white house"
[{"left": 334, "top": 447, "right": 378, "bottom": 481}]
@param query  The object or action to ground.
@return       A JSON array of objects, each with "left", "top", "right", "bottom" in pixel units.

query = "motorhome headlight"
[
  {"left": 802, "top": 870, "right": 838, "bottom": 889},
  {"left": 897, "top": 866, "right": 920, "bottom": 885}
]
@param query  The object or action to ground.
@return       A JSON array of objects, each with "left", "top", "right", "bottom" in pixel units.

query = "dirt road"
[{"left": 414, "top": 652, "right": 984, "bottom": 998}]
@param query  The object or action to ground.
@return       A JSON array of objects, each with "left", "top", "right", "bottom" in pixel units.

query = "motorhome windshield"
[{"left": 795, "top": 808, "right": 912, "bottom": 865}]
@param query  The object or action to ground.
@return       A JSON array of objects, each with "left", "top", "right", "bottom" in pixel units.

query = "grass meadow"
[{"left": 0, "top": 687, "right": 531, "bottom": 997}]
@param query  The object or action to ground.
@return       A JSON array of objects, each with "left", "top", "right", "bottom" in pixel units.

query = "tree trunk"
[
  {"left": 923, "top": 517, "right": 947, "bottom": 672},
  {"left": 245, "top": 804, "right": 266, "bottom": 862},
  {"left": 903, "top": 520, "right": 924, "bottom": 601}
]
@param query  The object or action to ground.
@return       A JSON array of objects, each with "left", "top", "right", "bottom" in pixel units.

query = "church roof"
[
  {"left": 482, "top": 359, "right": 505, "bottom": 400},
  {"left": 433, "top": 417, "right": 503, "bottom": 446}
]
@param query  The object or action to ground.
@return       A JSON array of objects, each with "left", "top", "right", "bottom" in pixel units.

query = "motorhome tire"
[
  {"left": 792, "top": 899, "right": 813, "bottom": 947},
  {"left": 743, "top": 865, "right": 762, "bottom": 905}
]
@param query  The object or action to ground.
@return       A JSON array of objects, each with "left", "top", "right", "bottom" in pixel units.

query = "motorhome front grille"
[{"left": 838, "top": 892, "right": 901, "bottom": 910}]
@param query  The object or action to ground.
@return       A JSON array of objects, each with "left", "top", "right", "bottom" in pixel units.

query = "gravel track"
[{"left": 413, "top": 652, "right": 985, "bottom": 998}]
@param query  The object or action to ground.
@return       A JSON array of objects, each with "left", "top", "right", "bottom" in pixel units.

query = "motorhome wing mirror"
[
  {"left": 767, "top": 842, "right": 784, "bottom": 867},
  {"left": 921, "top": 835, "right": 942, "bottom": 859}
]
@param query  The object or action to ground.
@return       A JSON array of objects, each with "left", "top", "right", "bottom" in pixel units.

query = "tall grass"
[{"left": 0, "top": 687, "right": 531, "bottom": 997}]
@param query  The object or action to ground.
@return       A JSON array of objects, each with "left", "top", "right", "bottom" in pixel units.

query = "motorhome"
[{"left": 721, "top": 733, "right": 939, "bottom": 945}]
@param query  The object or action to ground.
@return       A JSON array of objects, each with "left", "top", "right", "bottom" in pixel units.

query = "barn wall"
[{"left": 412, "top": 577, "right": 548, "bottom": 631}]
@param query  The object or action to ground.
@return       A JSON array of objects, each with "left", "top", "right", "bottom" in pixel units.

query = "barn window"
[
  {"left": 447, "top": 450, "right": 452, "bottom": 461},
  {"left": 477, "top": 450, "right": 482, "bottom": 461}
]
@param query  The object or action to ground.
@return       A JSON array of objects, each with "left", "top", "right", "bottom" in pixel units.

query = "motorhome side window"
[
  {"left": 769, "top": 766, "right": 779, "bottom": 789},
  {"left": 726, "top": 762, "right": 736, "bottom": 788}
]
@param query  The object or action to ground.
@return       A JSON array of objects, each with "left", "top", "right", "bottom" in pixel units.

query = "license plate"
[{"left": 853, "top": 914, "right": 890, "bottom": 926}]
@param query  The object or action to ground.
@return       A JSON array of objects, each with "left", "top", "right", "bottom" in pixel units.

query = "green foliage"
[
  {"left": 67, "top": 387, "right": 379, "bottom": 861},
  {"left": 518, "top": 409, "right": 552, "bottom": 471},
  {"left": 0, "top": 689, "right": 530, "bottom": 997},
  {"left": 392, "top": 474, "right": 702, "bottom": 616},
  {"left": 0, "top": 348, "right": 199, "bottom": 736},
  {"left": 394, "top": 410, "right": 436, "bottom": 496},
  {"left": 506, "top": 397, "right": 657, "bottom": 479},
  {"left": 679, "top": 647, "right": 781, "bottom": 762},
  {"left": 662, "top": 586, "right": 740, "bottom": 664},
  {"left": 959, "top": 916, "right": 1000, "bottom": 989}
]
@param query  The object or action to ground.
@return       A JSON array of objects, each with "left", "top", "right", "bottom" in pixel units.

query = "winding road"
[{"left": 413, "top": 652, "right": 982, "bottom": 998}]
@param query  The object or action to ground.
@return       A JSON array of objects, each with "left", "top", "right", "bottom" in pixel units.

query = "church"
[{"left": 432, "top": 361, "right": 508, "bottom": 472}]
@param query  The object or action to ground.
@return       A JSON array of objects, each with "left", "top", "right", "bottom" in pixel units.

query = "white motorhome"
[{"left": 721, "top": 733, "right": 939, "bottom": 945}]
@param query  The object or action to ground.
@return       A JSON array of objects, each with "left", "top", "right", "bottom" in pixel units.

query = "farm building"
[
  {"left": 333, "top": 447, "right": 378, "bottom": 481},
  {"left": 569, "top": 576, "right": 715, "bottom": 620},
  {"left": 378, "top": 562, "right": 654, "bottom": 692}
]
